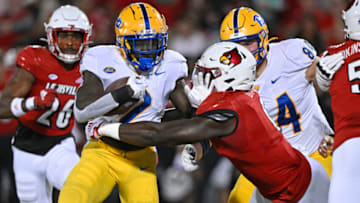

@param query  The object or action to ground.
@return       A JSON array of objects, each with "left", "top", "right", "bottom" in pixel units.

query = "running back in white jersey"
[
  {"left": 254, "top": 39, "right": 333, "bottom": 155},
  {"left": 80, "top": 45, "right": 188, "bottom": 124}
]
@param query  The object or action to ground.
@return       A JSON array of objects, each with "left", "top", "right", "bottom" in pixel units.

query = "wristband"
[
  {"left": 10, "top": 97, "right": 26, "bottom": 117},
  {"left": 98, "top": 123, "right": 121, "bottom": 140},
  {"left": 25, "top": 97, "right": 35, "bottom": 111}
]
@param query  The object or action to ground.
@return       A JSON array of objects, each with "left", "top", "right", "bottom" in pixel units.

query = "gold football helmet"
[
  {"left": 115, "top": 2, "right": 168, "bottom": 72},
  {"left": 220, "top": 7, "right": 274, "bottom": 64}
]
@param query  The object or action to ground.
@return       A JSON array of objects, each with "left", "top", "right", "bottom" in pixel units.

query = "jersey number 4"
[
  {"left": 37, "top": 99, "right": 74, "bottom": 129},
  {"left": 276, "top": 92, "right": 302, "bottom": 133},
  {"left": 348, "top": 60, "right": 360, "bottom": 94}
]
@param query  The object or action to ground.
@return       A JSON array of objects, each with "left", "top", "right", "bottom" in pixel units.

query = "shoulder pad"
[
  {"left": 84, "top": 45, "right": 118, "bottom": 57},
  {"left": 163, "top": 50, "right": 187, "bottom": 64},
  {"left": 280, "top": 38, "right": 317, "bottom": 72},
  {"left": 80, "top": 45, "right": 119, "bottom": 75},
  {"left": 16, "top": 46, "right": 46, "bottom": 72}
]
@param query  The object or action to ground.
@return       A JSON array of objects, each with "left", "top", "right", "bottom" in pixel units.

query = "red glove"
[
  {"left": 25, "top": 89, "right": 58, "bottom": 111},
  {"left": 10, "top": 89, "right": 58, "bottom": 117}
]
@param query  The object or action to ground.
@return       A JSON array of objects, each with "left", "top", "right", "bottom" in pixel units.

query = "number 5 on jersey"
[{"left": 276, "top": 92, "right": 302, "bottom": 133}]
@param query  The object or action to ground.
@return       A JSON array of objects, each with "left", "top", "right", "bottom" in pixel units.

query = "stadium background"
[{"left": 0, "top": 0, "right": 345, "bottom": 202}]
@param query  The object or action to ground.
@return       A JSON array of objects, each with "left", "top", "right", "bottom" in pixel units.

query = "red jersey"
[
  {"left": 0, "top": 69, "right": 18, "bottom": 135},
  {"left": 197, "top": 90, "right": 311, "bottom": 202},
  {"left": 16, "top": 46, "right": 82, "bottom": 136},
  {"left": 326, "top": 40, "right": 360, "bottom": 151}
]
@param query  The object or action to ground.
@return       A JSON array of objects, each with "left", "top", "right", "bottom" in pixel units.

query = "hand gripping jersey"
[
  {"left": 196, "top": 90, "right": 311, "bottom": 202},
  {"left": 325, "top": 40, "right": 360, "bottom": 151},
  {"left": 254, "top": 39, "right": 333, "bottom": 155},
  {"left": 80, "top": 45, "right": 187, "bottom": 149},
  {"left": 16, "top": 46, "right": 81, "bottom": 136}
]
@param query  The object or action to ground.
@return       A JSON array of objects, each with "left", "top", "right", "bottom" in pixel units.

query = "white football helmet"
[
  {"left": 194, "top": 42, "right": 256, "bottom": 92},
  {"left": 343, "top": 0, "right": 360, "bottom": 40},
  {"left": 44, "top": 5, "right": 92, "bottom": 63}
]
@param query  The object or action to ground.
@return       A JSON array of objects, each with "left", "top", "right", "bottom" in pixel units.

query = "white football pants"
[
  {"left": 12, "top": 137, "right": 79, "bottom": 203},
  {"left": 329, "top": 137, "right": 360, "bottom": 203}
]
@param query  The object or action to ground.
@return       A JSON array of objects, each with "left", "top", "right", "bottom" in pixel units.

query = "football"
[{"left": 105, "top": 77, "right": 140, "bottom": 115}]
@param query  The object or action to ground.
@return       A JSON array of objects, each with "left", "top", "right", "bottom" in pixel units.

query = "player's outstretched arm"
[
  {"left": 0, "top": 67, "right": 35, "bottom": 118},
  {"left": 98, "top": 115, "right": 235, "bottom": 146},
  {"left": 168, "top": 78, "right": 195, "bottom": 119}
]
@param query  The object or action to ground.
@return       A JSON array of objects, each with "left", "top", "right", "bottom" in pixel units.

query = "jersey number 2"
[
  {"left": 276, "top": 92, "right": 302, "bottom": 133},
  {"left": 37, "top": 99, "right": 74, "bottom": 129}
]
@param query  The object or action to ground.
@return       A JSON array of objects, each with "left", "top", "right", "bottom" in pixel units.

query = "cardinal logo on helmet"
[{"left": 220, "top": 48, "right": 243, "bottom": 66}]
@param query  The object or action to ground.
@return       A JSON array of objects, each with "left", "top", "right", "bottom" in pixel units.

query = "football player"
[
  {"left": 91, "top": 42, "right": 330, "bottom": 203},
  {"left": 0, "top": 5, "right": 91, "bottom": 203},
  {"left": 316, "top": 0, "right": 360, "bottom": 202},
  {"left": 58, "top": 3, "right": 194, "bottom": 203},
  {"left": 180, "top": 7, "right": 335, "bottom": 202}
]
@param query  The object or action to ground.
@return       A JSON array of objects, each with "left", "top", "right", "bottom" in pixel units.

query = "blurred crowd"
[{"left": 0, "top": 0, "right": 347, "bottom": 202}]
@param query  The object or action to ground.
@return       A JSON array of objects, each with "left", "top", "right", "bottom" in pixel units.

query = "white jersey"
[
  {"left": 254, "top": 39, "right": 333, "bottom": 155},
  {"left": 80, "top": 45, "right": 188, "bottom": 123}
]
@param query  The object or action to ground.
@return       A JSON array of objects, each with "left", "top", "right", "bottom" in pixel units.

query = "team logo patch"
[
  {"left": 103, "top": 67, "right": 116, "bottom": 74},
  {"left": 48, "top": 74, "right": 58, "bottom": 80},
  {"left": 253, "top": 14, "right": 265, "bottom": 26},
  {"left": 115, "top": 18, "right": 122, "bottom": 29},
  {"left": 220, "top": 48, "right": 243, "bottom": 66}
]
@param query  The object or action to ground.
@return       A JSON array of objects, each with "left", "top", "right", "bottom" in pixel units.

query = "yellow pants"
[
  {"left": 59, "top": 140, "right": 158, "bottom": 203},
  {"left": 228, "top": 151, "right": 332, "bottom": 203}
]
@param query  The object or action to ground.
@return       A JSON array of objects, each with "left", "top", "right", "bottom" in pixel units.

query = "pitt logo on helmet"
[
  {"left": 115, "top": 2, "right": 168, "bottom": 72},
  {"left": 220, "top": 7, "right": 276, "bottom": 65}
]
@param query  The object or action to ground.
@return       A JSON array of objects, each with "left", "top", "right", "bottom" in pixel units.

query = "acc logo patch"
[
  {"left": 220, "top": 48, "right": 242, "bottom": 66},
  {"left": 103, "top": 67, "right": 116, "bottom": 74}
]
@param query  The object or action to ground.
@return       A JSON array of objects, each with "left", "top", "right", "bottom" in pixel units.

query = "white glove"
[
  {"left": 85, "top": 117, "right": 107, "bottom": 141},
  {"left": 184, "top": 72, "right": 214, "bottom": 108},
  {"left": 316, "top": 51, "right": 344, "bottom": 91},
  {"left": 181, "top": 144, "right": 199, "bottom": 172},
  {"left": 127, "top": 74, "right": 148, "bottom": 99}
]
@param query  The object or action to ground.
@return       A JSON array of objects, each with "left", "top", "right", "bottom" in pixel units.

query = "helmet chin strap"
[{"left": 54, "top": 43, "right": 83, "bottom": 63}]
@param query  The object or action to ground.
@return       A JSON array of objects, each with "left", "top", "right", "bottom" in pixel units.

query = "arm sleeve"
[{"left": 74, "top": 93, "right": 119, "bottom": 123}]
